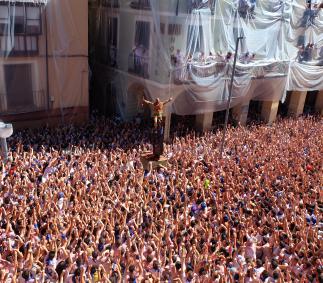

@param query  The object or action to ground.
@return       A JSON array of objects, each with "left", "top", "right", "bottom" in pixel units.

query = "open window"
[
  {"left": 97, "top": 15, "right": 118, "bottom": 66},
  {"left": 0, "top": 4, "right": 41, "bottom": 56},
  {"left": 129, "top": 21, "right": 150, "bottom": 78}
]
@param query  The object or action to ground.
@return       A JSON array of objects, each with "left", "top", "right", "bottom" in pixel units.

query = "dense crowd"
[{"left": 0, "top": 115, "right": 322, "bottom": 282}]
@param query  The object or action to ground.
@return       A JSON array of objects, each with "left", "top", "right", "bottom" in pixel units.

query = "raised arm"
[
  {"left": 162, "top": 97, "right": 173, "bottom": 105},
  {"left": 142, "top": 97, "right": 153, "bottom": 105}
]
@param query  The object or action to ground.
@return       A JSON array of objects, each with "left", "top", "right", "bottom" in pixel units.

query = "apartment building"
[
  {"left": 90, "top": 0, "right": 322, "bottom": 137},
  {"left": 90, "top": 0, "right": 195, "bottom": 122},
  {"left": 0, "top": 0, "right": 88, "bottom": 128}
]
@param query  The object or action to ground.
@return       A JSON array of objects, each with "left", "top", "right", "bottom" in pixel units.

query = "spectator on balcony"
[
  {"left": 225, "top": 51, "right": 234, "bottom": 62},
  {"left": 239, "top": 52, "right": 256, "bottom": 64},
  {"left": 318, "top": 46, "right": 323, "bottom": 65},
  {"left": 133, "top": 44, "right": 146, "bottom": 74},
  {"left": 319, "top": 46, "right": 323, "bottom": 57},
  {"left": 237, "top": 0, "right": 256, "bottom": 19},
  {"left": 175, "top": 49, "right": 184, "bottom": 67},
  {"left": 198, "top": 51, "right": 206, "bottom": 64},
  {"left": 215, "top": 51, "right": 226, "bottom": 63},
  {"left": 175, "top": 49, "right": 184, "bottom": 81},
  {"left": 296, "top": 45, "right": 305, "bottom": 62},
  {"left": 206, "top": 51, "right": 217, "bottom": 62},
  {"left": 303, "top": 43, "right": 314, "bottom": 61},
  {"left": 300, "top": 3, "right": 319, "bottom": 28}
]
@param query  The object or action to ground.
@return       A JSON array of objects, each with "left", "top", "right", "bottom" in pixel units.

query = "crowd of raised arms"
[{"left": 0, "top": 115, "right": 322, "bottom": 283}]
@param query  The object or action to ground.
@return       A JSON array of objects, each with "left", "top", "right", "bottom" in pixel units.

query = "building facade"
[
  {"left": 0, "top": 0, "right": 88, "bottom": 129},
  {"left": 90, "top": 0, "right": 322, "bottom": 136}
]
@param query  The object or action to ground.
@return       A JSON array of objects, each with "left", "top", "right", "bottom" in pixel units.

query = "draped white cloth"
[{"left": 96, "top": 0, "right": 323, "bottom": 116}]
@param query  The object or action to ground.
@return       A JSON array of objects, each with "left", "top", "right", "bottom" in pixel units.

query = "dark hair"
[
  {"left": 90, "top": 266, "right": 97, "bottom": 275},
  {"left": 22, "top": 270, "right": 31, "bottom": 280},
  {"left": 48, "top": 251, "right": 56, "bottom": 260},
  {"left": 92, "top": 251, "right": 98, "bottom": 259},
  {"left": 271, "top": 259, "right": 278, "bottom": 270},
  {"left": 129, "top": 265, "right": 135, "bottom": 273},
  {"left": 273, "top": 271, "right": 279, "bottom": 280},
  {"left": 261, "top": 270, "right": 269, "bottom": 281},
  {"left": 175, "top": 261, "right": 181, "bottom": 270}
]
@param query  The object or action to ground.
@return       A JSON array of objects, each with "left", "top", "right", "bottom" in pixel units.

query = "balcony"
[
  {"left": 189, "top": 61, "right": 226, "bottom": 77},
  {"left": 130, "top": 0, "right": 151, "bottom": 10},
  {"left": 128, "top": 53, "right": 149, "bottom": 79}
]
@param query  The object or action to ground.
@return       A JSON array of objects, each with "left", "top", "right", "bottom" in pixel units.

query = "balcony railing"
[
  {"left": 0, "top": 90, "right": 47, "bottom": 115},
  {"left": 128, "top": 53, "right": 149, "bottom": 79},
  {"left": 189, "top": 61, "right": 226, "bottom": 77},
  {"left": 130, "top": 0, "right": 151, "bottom": 10}
]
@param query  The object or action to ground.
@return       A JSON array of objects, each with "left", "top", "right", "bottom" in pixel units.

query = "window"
[
  {"left": 11, "top": 6, "right": 25, "bottom": 34},
  {"left": 135, "top": 21, "right": 150, "bottom": 49},
  {"left": 107, "top": 17, "right": 118, "bottom": 47},
  {"left": 99, "top": 16, "right": 118, "bottom": 47},
  {"left": 97, "top": 16, "right": 118, "bottom": 66},
  {"left": 0, "top": 6, "right": 9, "bottom": 34},
  {"left": 26, "top": 6, "right": 41, "bottom": 34},
  {"left": 0, "top": 4, "right": 41, "bottom": 36},
  {"left": 168, "top": 24, "right": 182, "bottom": 36},
  {"left": 0, "top": 4, "right": 41, "bottom": 56},
  {"left": 0, "top": 35, "right": 38, "bottom": 56},
  {"left": 4, "top": 64, "right": 34, "bottom": 113}
]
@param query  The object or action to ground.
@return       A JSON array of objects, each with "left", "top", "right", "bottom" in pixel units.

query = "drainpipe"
[{"left": 44, "top": 4, "right": 50, "bottom": 110}]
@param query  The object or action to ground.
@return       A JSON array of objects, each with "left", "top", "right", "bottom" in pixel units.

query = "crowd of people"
[{"left": 0, "top": 115, "right": 322, "bottom": 282}]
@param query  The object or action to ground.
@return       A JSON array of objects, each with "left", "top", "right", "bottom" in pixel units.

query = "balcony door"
[
  {"left": 135, "top": 21, "right": 150, "bottom": 50},
  {"left": 132, "top": 21, "right": 150, "bottom": 78},
  {"left": 5, "top": 64, "right": 34, "bottom": 112}
]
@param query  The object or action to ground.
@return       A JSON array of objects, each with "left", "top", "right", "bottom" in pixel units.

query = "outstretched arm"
[
  {"left": 142, "top": 98, "right": 153, "bottom": 105},
  {"left": 162, "top": 97, "right": 173, "bottom": 105}
]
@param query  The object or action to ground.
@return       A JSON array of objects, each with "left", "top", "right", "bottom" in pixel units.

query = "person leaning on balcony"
[
  {"left": 198, "top": 51, "right": 206, "bottom": 64},
  {"left": 175, "top": 49, "right": 184, "bottom": 81},
  {"left": 216, "top": 51, "right": 226, "bottom": 63},
  {"left": 225, "top": 51, "right": 234, "bottom": 62},
  {"left": 133, "top": 44, "right": 145, "bottom": 73}
]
